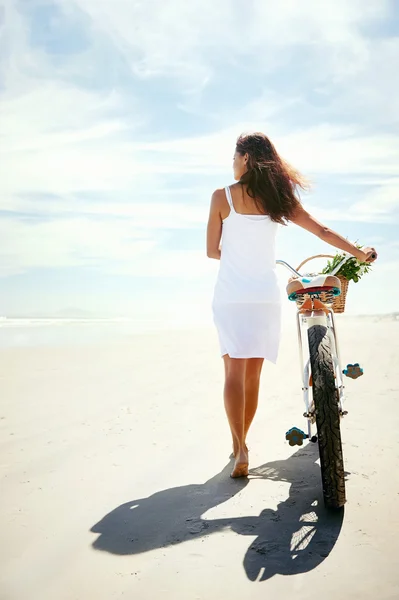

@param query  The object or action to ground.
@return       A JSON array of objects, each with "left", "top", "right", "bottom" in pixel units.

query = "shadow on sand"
[{"left": 90, "top": 444, "right": 344, "bottom": 581}]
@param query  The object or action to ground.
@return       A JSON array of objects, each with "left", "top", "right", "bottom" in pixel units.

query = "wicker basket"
[{"left": 293, "top": 255, "right": 349, "bottom": 314}]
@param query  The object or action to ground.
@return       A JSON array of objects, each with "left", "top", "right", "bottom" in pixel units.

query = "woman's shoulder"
[
  {"left": 211, "top": 187, "right": 228, "bottom": 204},
  {"left": 212, "top": 183, "right": 238, "bottom": 197},
  {"left": 212, "top": 187, "right": 226, "bottom": 195}
]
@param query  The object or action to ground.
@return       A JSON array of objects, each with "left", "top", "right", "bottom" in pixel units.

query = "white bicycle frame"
[{"left": 276, "top": 254, "right": 353, "bottom": 440}]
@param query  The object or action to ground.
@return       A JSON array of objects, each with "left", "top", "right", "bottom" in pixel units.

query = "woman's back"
[
  {"left": 227, "top": 183, "right": 267, "bottom": 216},
  {"left": 214, "top": 185, "right": 280, "bottom": 304}
]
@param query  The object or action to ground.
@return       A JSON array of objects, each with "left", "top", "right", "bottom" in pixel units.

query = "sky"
[{"left": 1, "top": 0, "right": 399, "bottom": 325}]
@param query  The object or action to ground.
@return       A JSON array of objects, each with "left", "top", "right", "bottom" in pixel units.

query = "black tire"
[{"left": 308, "top": 324, "right": 346, "bottom": 509}]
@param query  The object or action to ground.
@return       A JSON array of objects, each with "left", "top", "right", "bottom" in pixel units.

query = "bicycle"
[{"left": 276, "top": 252, "right": 375, "bottom": 510}]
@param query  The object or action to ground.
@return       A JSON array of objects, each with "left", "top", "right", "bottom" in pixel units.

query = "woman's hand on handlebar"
[{"left": 355, "top": 246, "right": 378, "bottom": 263}]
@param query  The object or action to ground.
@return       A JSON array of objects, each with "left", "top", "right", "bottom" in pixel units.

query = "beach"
[{"left": 1, "top": 315, "right": 399, "bottom": 600}]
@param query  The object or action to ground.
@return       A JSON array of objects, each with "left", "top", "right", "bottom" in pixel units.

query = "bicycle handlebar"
[{"left": 275, "top": 260, "right": 302, "bottom": 277}]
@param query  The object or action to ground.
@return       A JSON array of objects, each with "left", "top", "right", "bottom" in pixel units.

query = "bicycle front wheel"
[{"left": 308, "top": 323, "right": 346, "bottom": 509}]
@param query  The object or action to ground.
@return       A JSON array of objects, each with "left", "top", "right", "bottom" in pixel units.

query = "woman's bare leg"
[
  {"left": 223, "top": 357, "right": 244, "bottom": 457},
  {"left": 223, "top": 355, "right": 248, "bottom": 477},
  {"left": 230, "top": 358, "right": 264, "bottom": 457},
  {"left": 243, "top": 358, "right": 264, "bottom": 442}
]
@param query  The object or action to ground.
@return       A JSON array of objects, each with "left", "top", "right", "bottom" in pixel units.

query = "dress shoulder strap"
[{"left": 225, "top": 186, "right": 235, "bottom": 212}]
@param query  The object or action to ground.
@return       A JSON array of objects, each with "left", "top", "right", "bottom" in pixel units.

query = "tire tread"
[{"left": 308, "top": 324, "right": 346, "bottom": 509}]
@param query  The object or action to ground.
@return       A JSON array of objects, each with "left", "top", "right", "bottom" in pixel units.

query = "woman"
[{"left": 206, "top": 132, "right": 377, "bottom": 478}]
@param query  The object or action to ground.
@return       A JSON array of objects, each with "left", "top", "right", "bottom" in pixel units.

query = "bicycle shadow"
[
  {"left": 231, "top": 444, "right": 345, "bottom": 581},
  {"left": 90, "top": 444, "right": 344, "bottom": 581}
]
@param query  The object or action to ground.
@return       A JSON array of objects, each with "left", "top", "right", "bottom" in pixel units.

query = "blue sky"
[{"left": 1, "top": 0, "right": 398, "bottom": 323}]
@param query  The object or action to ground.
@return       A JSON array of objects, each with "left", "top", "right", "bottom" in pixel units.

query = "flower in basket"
[{"left": 321, "top": 244, "right": 373, "bottom": 283}]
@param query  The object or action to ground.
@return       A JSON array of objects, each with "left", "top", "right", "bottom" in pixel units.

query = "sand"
[{"left": 1, "top": 316, "right": 399, "bottom": 600}]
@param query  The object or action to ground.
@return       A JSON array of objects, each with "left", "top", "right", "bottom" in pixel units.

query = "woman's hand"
[{"left": 355, "top": 246, "right": 378, "bottom": 263}]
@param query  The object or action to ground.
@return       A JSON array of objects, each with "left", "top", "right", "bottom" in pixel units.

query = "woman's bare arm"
[
  {"left": 290, "top": 205, "right": 377, "bottom": 262},
  {"left": 206, "top": 190, "right": 224, "bottom": 260}
]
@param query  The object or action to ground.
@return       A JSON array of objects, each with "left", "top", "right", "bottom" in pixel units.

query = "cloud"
[
  {"left": 0, "top": 193, "right": 208, "bottom": 229},
  {"left": 0, "top": 215, "right": 156, "bottom": 275},
  {"left": 303, "top": 178, "right": 399, "bottom": 224},
  {"left": 352, "top": 179, "right": 399, "bottom": 215},
  {"left": 67, "top": 0, "right": 391, "bottom": 82},
  {"left": 2, "top": 1, "right": 398, "bottom": 201},
  {"left": 130, "top": 124, "right": 399, "bottom": 177},
  {"left": 2, "top": 109, "right": 398, "bottom": 200},
  {"left": 63, "top": 0, "right": 235, "bottom": 84},
  {"left": 0, "top": 210, "right": 219, "bottom": 281},
  {"left": 1, "top": 84, "right": 125, "bottom": 152}
]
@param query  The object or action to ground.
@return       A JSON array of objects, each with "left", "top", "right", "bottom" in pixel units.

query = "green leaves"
[{"left": 321, "top": 246, "right": 372, "bottom": 283}]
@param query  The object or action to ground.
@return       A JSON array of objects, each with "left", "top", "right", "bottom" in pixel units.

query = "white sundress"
[{"left": 212, "top": 186, "right": 282, "bottom": 362}]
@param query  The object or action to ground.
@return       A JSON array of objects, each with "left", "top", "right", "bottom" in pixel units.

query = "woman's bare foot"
[{"left": 230, "top": 448, "right": 249, "bottom": 478}]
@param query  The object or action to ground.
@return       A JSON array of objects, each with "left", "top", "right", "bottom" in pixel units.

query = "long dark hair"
[{"left": 236, "top": 132, "right": 308, "bottom": 224}]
